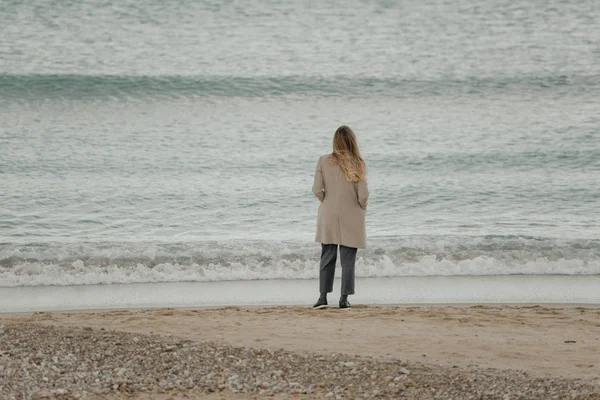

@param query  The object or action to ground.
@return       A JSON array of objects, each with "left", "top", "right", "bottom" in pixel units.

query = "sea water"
[{"left": 1, "top": 0, "right": 599, "bottom": 292}]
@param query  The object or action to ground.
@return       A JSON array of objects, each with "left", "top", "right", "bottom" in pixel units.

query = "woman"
[{"left": 312, "top": 125, "right": 369, "bottom": 309}]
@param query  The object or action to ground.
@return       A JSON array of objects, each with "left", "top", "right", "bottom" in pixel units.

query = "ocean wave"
[
  {"left": 1, "top": 74, "right": 599, "bottom": 101},
  {"left": 1, "top": 257, "right": 599, "bottom": 287},
  {"left": 1, "top": 236, "right": 599, "bottom": 287}
]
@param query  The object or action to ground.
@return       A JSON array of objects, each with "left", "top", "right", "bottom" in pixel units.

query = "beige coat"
[{"left": 312, "top": 154, "right": 369, "bottom": 249}]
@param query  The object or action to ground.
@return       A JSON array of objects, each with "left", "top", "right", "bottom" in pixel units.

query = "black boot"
[
  {"left": 339, "top": 295, "right": 351, "bottom": 309},
  {"left": 313, "top": 293, "right": 328, "bottom": 309}
]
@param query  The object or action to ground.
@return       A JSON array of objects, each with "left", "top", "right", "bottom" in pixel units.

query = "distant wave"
[
  {"left": 1, "top": 74, "right": 599, "bottom": 101},
  {"left": 1, "top": 236, "right": 599, "bottom": 287}
]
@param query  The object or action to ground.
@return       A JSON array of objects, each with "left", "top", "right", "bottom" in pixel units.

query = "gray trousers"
[{"left": 319, "top": 244, "right": 357, "bottom": 296}]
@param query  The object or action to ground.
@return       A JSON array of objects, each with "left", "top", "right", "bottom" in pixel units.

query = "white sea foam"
[
  {"left": 1, "top": 237, "right": 599, "bottom": 287},
  {"left": 1, "top": 255, "right": 599, "bottom": 287}
]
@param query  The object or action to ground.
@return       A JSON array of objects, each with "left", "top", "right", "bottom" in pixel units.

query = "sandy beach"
[{"left": 1, "top": 304, "right": 599, "bottom": 399}]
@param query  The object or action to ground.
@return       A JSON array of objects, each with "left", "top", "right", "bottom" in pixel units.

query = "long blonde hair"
[{"left": 328, "top": 125, "right": 366, "bottom": 182}]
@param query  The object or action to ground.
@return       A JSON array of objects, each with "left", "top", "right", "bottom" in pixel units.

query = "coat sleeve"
[
  {"left": 312, "top": 157, "right": 325, "bottom": 202},
  {"left": 356, "top": 180, "right": 369, "bottom": 210},
  {"left": 356, "top": 163, "right": 369, "bottom": 210}
]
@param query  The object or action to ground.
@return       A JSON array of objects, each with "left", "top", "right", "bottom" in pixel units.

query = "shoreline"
[
  {"left": 3, "top": 275, "right": 599, "bottom": 313},
  {"left": 2, "top": 304, "right": 599, "bottom": 399},
  {"left": 2, "top": 301, "right": 600, "bottom": 315}
]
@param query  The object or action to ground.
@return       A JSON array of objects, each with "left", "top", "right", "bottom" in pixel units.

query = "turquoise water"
[{"left": 1, "top": 0, "right": 599, "bottom": 286}]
